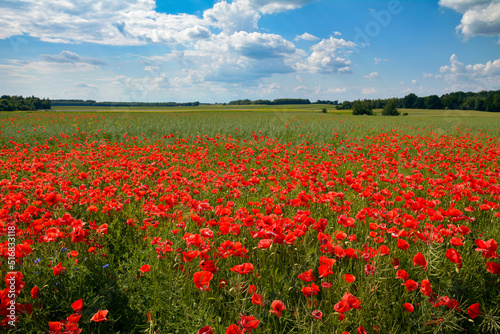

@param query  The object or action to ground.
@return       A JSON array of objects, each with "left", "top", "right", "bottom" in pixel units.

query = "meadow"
[{"left": 1, "top": 107, "right": 500, "bottom": 333}]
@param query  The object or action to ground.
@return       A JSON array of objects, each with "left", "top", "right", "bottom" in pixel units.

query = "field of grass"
[{"left": 1, "top": 109, "right": 500, "bottom": 333}]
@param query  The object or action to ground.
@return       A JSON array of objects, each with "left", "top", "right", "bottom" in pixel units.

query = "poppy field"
[{"left": 1, "top": 110, "right": 500, "bottom": 333}]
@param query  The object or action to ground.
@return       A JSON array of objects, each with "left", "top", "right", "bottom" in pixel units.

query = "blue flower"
[
  {"left": 103, "top": 264, "right": 110, "bottom": 268},
  {"left": 61, "top": 247, "right": 67, "bottom": 252}
]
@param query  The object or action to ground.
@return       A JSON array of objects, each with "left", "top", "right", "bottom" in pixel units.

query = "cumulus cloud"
[
  {"left": 0, "top": 0, "right": 208, "bottom": 45},
  {"left": 439, "top": 0, "right": 500, "bottom": 39},
  {"left": 171, "top": 31, "right": 298, "bottom": 83},
  {"left": 249, "top": 0, "right": 318, "bottom": 14},
  {"left": 203, "top": 0, "right": 260, "bottom": 34},
  {"left": 40, "top": 51, "right": 107, "bottom": 66},
  {"left": 439, "top": 53, "right": 500, "bottom": 90},
  {"left": 231, "top": 32, "right": 296, "bottom": 59},
  {"left": 361, "top": 87, "right": 376, "bottom": 94},
  {"left": 295, "top": 37, "right": 357, "bottom": 73},
  {"left": 363, "top": 72, "right": 379, "bottom": 80},
  {"left": 112, "top": 73, "right": 169, "bottom": 101},
  {"left": 295, "top": 33, "right": 320, "bottom": 41},
  {"left": 326, "top": 87, "right": 346, "bottom": 94}
]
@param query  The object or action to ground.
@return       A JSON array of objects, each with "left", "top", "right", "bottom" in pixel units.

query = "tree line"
[
  {"left": 51, "top": 100, "right": 200, "bottom": 107},
  {"left": 336, "top": 90, "right": 500, "bottom": 112},
  {"left": 0, "top": 95, "right": 51, "bottom": 111},
  {"left": 228, "top": 98, "right": 312, "bottom": 105}
]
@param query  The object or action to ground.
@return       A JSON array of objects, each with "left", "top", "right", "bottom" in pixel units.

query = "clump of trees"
[
  {"left": 382, "top": 99, "right": 400, "bottom": 116},
  {"left": 352, "top": 100, "right": 373, "bottom": 115},
  {"left": 338, "top": 90, "right": 500, "bottom": 113},
  {"left": 0, "top": 95, "right": 51, "bottom": 111}
]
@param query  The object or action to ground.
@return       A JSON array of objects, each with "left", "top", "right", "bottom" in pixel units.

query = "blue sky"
[{"left": 0, "top": 0, "right": 499, "bottom": 103}]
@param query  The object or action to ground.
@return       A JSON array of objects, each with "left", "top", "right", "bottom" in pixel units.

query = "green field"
[{"left": 1, "top": 109, "right": 500, "bottom": 333}]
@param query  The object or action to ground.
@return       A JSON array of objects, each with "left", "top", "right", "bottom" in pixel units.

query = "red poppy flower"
[
  {"left": 396, "top": 269, "right": 409, "bottom": 281},
  {"left": 364, "top": 263, "right": 375, "bottom": 276},
  {"left": 71, "top": 299, "right": 83, "bottom": 313},
  {"left": 226, "top": 324, "right": 242, "bottom": 334},
  {"left": 403, "top": 303, "right": 414, "bottom": 313},
  {"left": 485, "top": 262, "right": 500, "bottom": 274},
  {"left": 67, "top": 313, "right": 81, "bottom": 323},
  {"left": 343, "top": 274, "right": 356, "bottom": 283},
  {"left": 193, "top": 271, "right": 213, "bottom": 291},
  {"left": 270, "top": 300, "right": 286, "bottom": 318},
  {"left": 312, "top": 310, "right": 323, "bottom": 320},
  {"left": 357, "top": 326, "right": 367, "bottom": 334},
  {"left": 420, "top": 279, "right": 433, "bottom": 297},
  {"left": 31, "top": 286, "right": 39, "bottom": 299},
  {"left": 197, "top": 326, "right": 214, "bottom": 334},
  {"left": 140, "top": 264, "right": 151, "bottom": 273},
  {"left": 334, "top": 292, "right": 362, "bottom": 313},
  {"left": 450, "top": 237, "right": 463, "bottom": 247},
  {"left": 402, "top": 279, "right": 418, "bottom": 292},
  {"left": 90, "top": 309, "right": 108, "bottom": 322},
  {"left": 446, "top": 249, "right": 461, "bottom": 265},
  {"left": 258, "top": 239, "right": 272, "bottom": 249},
  {"left": 468, "top": 303, "right": 480, "bottom": 319},
  {"left": 413, "top": 252, "right": 427, "bottom": 270},
  {"left": 318, "top": 264, "right": 333, "bottom": 278},
  {"left": 298, "top": 269, "right": 316, "bottom": 282},
  {"left": 397, "top": 239, "right": 410, "bottom": 251},
  {"left": 240, "top": 315, "right": 259, "bottom": 333},
  {"left": 230, "top": 263, "right": 254, "bottom": 275},
  {"left": 49, "top": 321, "right": 62, "bottom": 331},
  {"left": 301, "top": 283, "right": 320, "bottom": 298},
  {"left": 252, "top": 293, "right": 264, "bottom": 306},
  {"left": 52, "top": 262, "right": 67, "bottom": 276}
]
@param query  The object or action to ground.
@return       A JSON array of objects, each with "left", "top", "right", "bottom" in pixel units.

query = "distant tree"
[
  {"left": 382, "top": 99, "right": 400, "bottom": 116},
  {"left": 403, "top": 93, "right": 417, "bottom": 109},
  {"left": 485, "top": 92, "right": 500, "bottom": 112},
  {"left": 352, "top": 100, "right": 373, "bottom": 115},
  {"left": 413, "top": 97, "right": 425, "bottom": 109},
  {"left": 322, "top": 108, "right": 327, "bottom": 113},
  {"left": 425, "top": 95, "right": 443, "bottom": 109}
]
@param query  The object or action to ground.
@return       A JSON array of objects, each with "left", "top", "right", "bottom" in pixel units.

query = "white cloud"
[
  {"left": 294, "top": 85, "right": 309, "bottom": 92},
  {"left": 411, "top": 79, "right": 418, "bottom": 84},
  {"left": 258, "top": 82, "right": 281, "bottom": 94},
  {"left": 249, "top": 0, "right": 318, "bottom": 14},
  {"left": 295, "top": 33, "right": 319, "bottom": 41},
  {"left": 333, "top": 31, "right": 342, "bottom": 36},
  {"left": 0, "top": 0, "right": 313, "bottom": 46},
  {"left": 361, "top": 87, "right": 376, "bottom": 94},
  {"left": 326, "top": 87, "right": 346, "bottom": 94},
  {"left": 230, "top": 31, "right": 296, "bottom": 59},
  {"left": 439, "top": 0, "right": 500, "bottom": 39},
  {"left": 203, "top": 0, "right": 260, "bottom": 34},
  {"left": 439, "top": 53, "right": 500, "bottom": 90},
  {"left": 374, "top": 57, "right": 389, "bottom": 64},
  {"left": 112, "top": 74, "right": 169, "bottom": 101},
  {"left": 39, "top": 51, "right": 107, "bottom": 66},
  {"left": 169, "top": 31, "right": 298, "bottom": 83},
  {"left": 423, "top": 72, "right": 443, "bottom": 79},
  {"left": 295, "top": 37, "right": 357, "bottom": 73},
  {"left": 75, "top": 82, "right": 98, "bottom": 89},
  {"left": 363, "top": 72, "right": 379, "bottom": 80}
]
